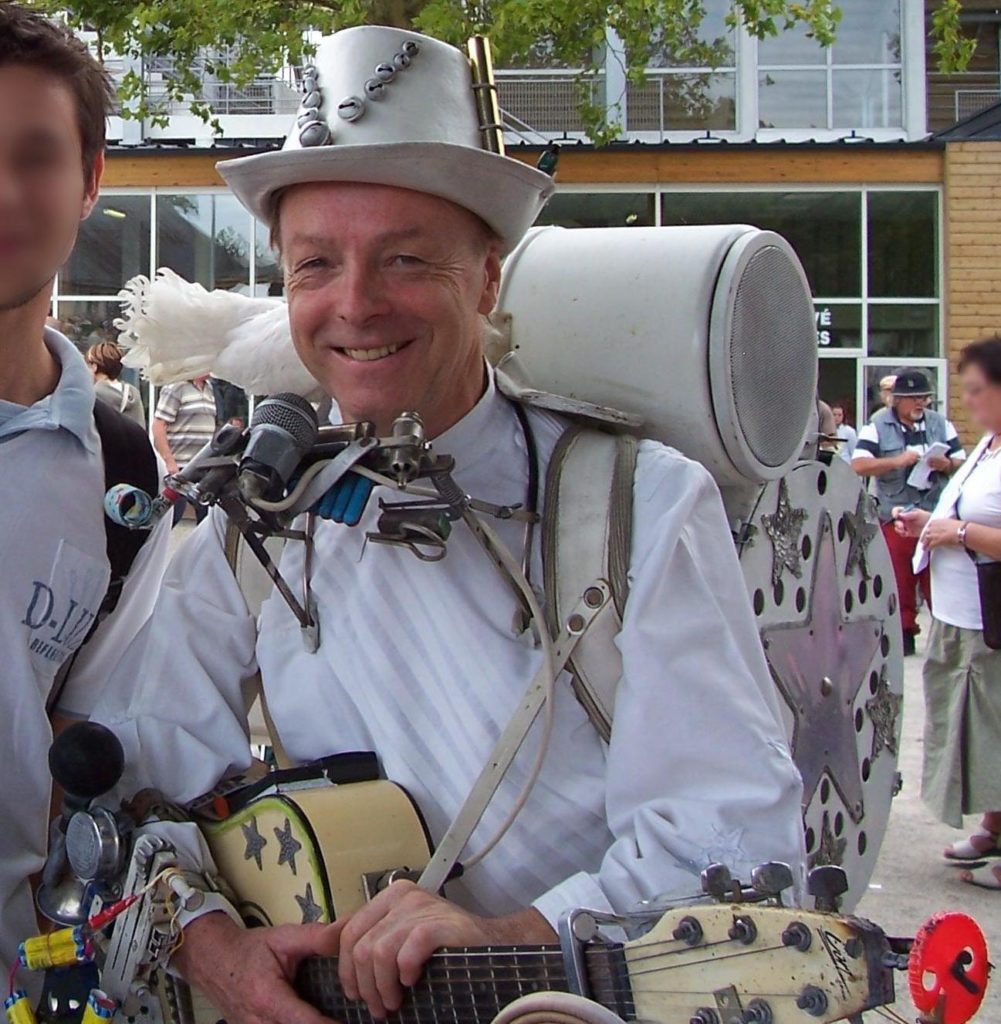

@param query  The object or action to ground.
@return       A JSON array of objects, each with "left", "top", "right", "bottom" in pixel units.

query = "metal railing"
[
  {"left": 495, "top": 70, "right": 597, "bottom": 134},
  {"left": 927, "top": 71, "right": 1001, "bottom": 131}
]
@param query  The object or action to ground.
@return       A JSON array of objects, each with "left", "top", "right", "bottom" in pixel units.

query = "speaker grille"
[{"left": 729, "top": 246, "right": 817, "bottom": 469}]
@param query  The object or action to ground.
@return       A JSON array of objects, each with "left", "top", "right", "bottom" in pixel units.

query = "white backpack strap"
[
  {"left": 223, "top": 521, "right": 292, "bottom": 768},
  {"left": 542, "top": 426, "right": 637, "bottom": 742}
]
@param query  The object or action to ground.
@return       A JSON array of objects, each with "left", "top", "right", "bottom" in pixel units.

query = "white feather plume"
[{"left": 115, "top": 268, "right": 322, "bottom": 399}]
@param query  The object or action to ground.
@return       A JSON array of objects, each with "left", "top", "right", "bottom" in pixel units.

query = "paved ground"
[
  {"left": 168, "top": 521, "right": 999, "bottom": 1021},
  {"left": 857, "top": 611, "right": 1000, "bottom": 1023}
]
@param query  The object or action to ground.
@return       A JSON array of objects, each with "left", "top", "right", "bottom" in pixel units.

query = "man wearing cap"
[
  {"left": 94, "top": 25, "right": 805, "bottom": 1024},
  {"left": 853, "top": 369, "right": 966, "bottom": 654}
]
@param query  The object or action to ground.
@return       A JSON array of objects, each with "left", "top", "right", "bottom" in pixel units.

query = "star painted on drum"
[
  {"left": 866, "top": 666, "right": 903, "bottom": 760},
  {"left": 810, "top": 812, "right": 847, "bottom": 869},
  {"left": 762, "top": 516, "right": 881, "bottom": 825},
  {"left": 761, "top": 479, "right": 809, "bottom": 586},
  {"left": 274, "top": 818, "right": 302, "bottom": 876},
  {"left": 241, "top": 817, "right": 267, "bottom": 871},
  {"left": 844, "top": 492, "right": 880, "bottom": 581},
  {"left": 296, "top": 883, "right": 324, "bottom": 924}
]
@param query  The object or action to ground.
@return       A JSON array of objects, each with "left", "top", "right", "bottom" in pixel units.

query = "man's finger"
[{"left": 337, "top": 884, "right": 415, "bottom": 1000}]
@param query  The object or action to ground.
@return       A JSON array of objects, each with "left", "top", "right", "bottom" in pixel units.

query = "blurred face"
[
  {"left": 880, "top": 386, "right": 893, "bottom": 407},
  {"left": 0, "top": 65, "right": 100, "bottom": 312},
  {"left": 832, "top": 406, "right": 845, "bottom": 426},
  {"left": 280, "top": 182, "right": 501, "bottom": 437},
  {"left": 962, "top": 364, "right": 1001, "bottom": 435}
]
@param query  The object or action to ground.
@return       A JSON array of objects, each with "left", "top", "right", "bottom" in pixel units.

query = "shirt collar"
[
  {"left": 327, "top": 361, "right": 510, "bottom": 468},
  {"left": 0, "top": 329, "right": 98, "bottom": 453}
]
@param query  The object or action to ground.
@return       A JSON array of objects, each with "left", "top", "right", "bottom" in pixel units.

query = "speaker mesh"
[{"left": 728, "top": 246, "right": 817, "bottom": 469}]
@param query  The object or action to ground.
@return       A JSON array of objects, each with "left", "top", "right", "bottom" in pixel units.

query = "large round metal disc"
[{"left": 739, "top": 457, "right": 904, "bottom": 909}]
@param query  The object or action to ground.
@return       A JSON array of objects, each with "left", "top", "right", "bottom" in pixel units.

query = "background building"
[{"left": 60, "top": 1, "right": 1001, "bottom": 443}]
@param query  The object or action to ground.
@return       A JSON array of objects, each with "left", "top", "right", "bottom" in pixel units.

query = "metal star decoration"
[
  {"left": 274, "top": 817, "right": 303, "bottom": 876},
  {"left": 810, "top": 812, "right": 847, "bottom": 869},
  {"left": 241, "top": 817, "right": 267, "bottom": 871},
  {"left": 866, "top": 666, "right": 903, "bottom": 760},
  {"left": 844, "top": 492, "right": 880, "bottom": 580},
  {"left": 295, "top": 883, "right": 323, "bottom": 924},
  {"left": 762, "top": 516, "right": 882, "bottom": 824},
  {"left": 761, "top": 479, "right": 809, "bottom": 586}
]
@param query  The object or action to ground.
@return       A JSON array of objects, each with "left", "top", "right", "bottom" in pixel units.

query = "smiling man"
[
  {"left": 0, "top": 5, "right": 167, "bottom": 992},
  {"left": 94, "top": 25, "right": 806, "bottom": 1024}
]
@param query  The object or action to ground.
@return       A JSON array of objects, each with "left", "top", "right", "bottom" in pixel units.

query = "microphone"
[{"left": 238, "top": 393, "right": 319, "bottom": 502}]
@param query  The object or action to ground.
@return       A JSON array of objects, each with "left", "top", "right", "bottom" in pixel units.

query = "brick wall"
[{"left": 945, "top": 141, "right": 1001, "bottom": 446}]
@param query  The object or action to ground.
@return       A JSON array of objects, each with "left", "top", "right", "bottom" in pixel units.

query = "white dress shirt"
[{"left": 96, "top": 370, "right": 806, "bottom": 926}]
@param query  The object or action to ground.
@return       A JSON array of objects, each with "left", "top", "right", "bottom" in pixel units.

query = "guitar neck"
[{"left": 296, "top": 944, "right": 634, "bottom": 1024}]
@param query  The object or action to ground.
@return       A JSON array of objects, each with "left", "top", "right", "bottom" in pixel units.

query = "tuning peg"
[
  {"left": 807, "top": 865, "right": 849, "bottom": 912},
  {"left": 701, "top": 863, "right": 733, "bottom": 902},
  {"left": 750, "top": 862, "right": 795, "bottom": 904}
]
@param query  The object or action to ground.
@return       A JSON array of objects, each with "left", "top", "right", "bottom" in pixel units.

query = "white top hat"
[{"left": 217, "top": 26, "right": 556, "bottom": 254}]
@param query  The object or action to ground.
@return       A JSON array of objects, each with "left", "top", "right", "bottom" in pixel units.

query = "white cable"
[{"left": 250, "top": 458, "right": 331, "bottom": 512}]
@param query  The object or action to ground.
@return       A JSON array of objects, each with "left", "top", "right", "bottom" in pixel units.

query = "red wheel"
[{"left": 908, "top": 912, "right": 990, "bottom": 1024}]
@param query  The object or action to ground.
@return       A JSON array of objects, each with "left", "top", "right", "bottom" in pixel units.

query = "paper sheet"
[{"left": 907, "top": 441, "right": 950, "bottom": 490}]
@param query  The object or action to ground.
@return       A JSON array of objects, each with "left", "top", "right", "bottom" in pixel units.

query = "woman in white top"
[{"left": 895, "top": 336, "right": 1001, "bottom": 888}]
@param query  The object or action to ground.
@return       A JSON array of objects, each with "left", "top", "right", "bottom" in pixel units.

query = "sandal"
[
  {"left": 960, "top": 863, "right": 1001, "bottom": 890},
  {"left": 944, "top": 830, "right": 1001, "bottom": 861}
]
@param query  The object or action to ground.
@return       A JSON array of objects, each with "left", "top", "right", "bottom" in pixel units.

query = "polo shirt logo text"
[{"left": 22, "top": 583, "right": 98, "bottom": 662}]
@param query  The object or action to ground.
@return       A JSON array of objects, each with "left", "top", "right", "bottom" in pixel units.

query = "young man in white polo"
[{"left": 0, "top": 4, "right": 168, "bottom": 989}]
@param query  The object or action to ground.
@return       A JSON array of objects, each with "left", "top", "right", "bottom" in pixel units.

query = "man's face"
[
  {"left": 0, "top": 65, "right": 100, "bottom": 313},
  {"left": 894, "top": 395, "right": 927, "bottom": 423},
  {"left": 280, "top": 182, "right": 501, "bottom": 437}
]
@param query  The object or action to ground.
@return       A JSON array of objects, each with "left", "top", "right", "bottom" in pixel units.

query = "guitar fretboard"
[{"left": 296, "top": 944, "right": 634, "bottom": 1024}]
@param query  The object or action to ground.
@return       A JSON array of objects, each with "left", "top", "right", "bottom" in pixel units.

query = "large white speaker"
[{"left": 494, "top": 225, "right": 819, "bottom": 489}]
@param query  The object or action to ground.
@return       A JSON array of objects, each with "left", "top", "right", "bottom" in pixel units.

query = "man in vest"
[
  {"left": 93, "top": 26, "right": 805, "bottom": 1024},
  {"left": 852, "top": 369, "right": 966, "bottom": 654},
  {"left": 0, "top": 5, "right": 168, "bottom": 994}
]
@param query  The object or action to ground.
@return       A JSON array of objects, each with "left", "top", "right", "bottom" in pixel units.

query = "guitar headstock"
[{"left": 623, "top": 901, "right": 893, "bottom": 1024}]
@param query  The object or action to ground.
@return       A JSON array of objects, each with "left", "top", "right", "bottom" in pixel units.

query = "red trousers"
[{"left": 881, "top": 522, "right": 931, "bottom": 636}]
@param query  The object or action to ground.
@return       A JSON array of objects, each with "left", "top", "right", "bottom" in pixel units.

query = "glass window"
[
  {"left": 867, "top": 305, "right": 939, "bottom": 359},
  {"left": 660, "top": 191, "right": 861, "bottom": 298},
  {"left": 832, "top": 69, "right": 902, "bottom": 130},
  {"left": 815, "top": 304, "right": 862, "bottom": 350},
  {"left": 757, "top": 0, "right": 902, "bottom": 132},
  {"left": 60, "top": 195, "right": 151, "bottom": 296},
  {"left": 156, "top": 194, "right": 252, "bottom": 291},
  {"left": 818, "top": 359, "right": 859, "bottom": 429},
  {"left": 831, "top": 0, "right": 901, "bottom": 65},
  {"left": 758, "top": 71, "right": 828, "bottom": 129},
  {"left": 629, "top": 73, "right": 736, "bottom": 131},
  {"left": 254, "top": 219, "right": 284, "bottom": 296},
  {"left": 867, "top": 192, "right": 938, "bottom": 298},
  {"left": 758, "top": 23, "right": 827, "bottom": 66},
  {"left": 54, "top": 299, "right": 127, "bottom": 357},
  {"left": 539, "top": 193, "right": 655, "bottom": 228},
  {"left": 648, "top": 0, "right": 736, "bottom": 68}
]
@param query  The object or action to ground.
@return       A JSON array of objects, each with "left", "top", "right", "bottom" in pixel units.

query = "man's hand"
[
  {"left": 172, "top": 911, "right": 339, "bottom": 1024},
  {"left": 927, "top": 454, "right": 953, "bottom": 473},
  {"left": 336, "top": 881, "right": 557, "bottom": 1019},
  {"left": 921, "top": 517, "right": 964, "bottom": 551},
  {"left": 896, "top": 450, "right": 921, "bottom": 469}
]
